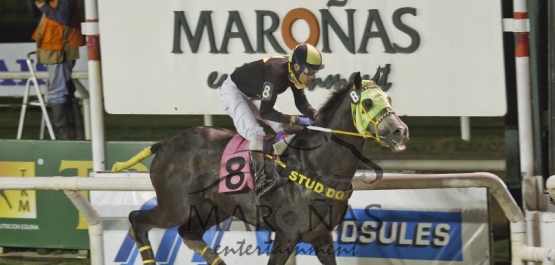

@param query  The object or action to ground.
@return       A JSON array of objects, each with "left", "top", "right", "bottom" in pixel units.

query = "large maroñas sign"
[
  {"left": 98, "top": 0, "right": 506, "bottom": 116},
  {"left": 171, "top": 7, "right": 420, "bottom": 55}
]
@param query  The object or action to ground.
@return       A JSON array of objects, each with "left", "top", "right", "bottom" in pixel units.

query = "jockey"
[{"left": 220, "top": 43, "right": 324, "bottom": 198}]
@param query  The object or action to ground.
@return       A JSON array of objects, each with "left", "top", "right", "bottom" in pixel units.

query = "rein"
[{"left": 308, "top": 110, "right": 393, "bottom": 143}]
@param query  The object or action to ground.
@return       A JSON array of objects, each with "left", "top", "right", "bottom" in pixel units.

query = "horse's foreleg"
[
  {"left": 310, "top": 232, "right": 337, "bottom": 265},
  {"left": 129, "top": 210, "right": 156, "bottom": 264},
  {"left": 181, "top": 233, "right": 226, "bottom": 265},
  {"left": 178, "top": 223, "right": 226, "bottom": 265},
  {"left": 267, "top": 233, "right": 299, "bottom": 265}
]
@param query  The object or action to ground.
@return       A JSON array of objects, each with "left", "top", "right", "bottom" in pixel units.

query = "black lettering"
[
  {"left": 393, "top": 8, "right": 420, "bottom": 53},
  {"left": 363, "top": 204, "right": 383, "bottom": 231},
  {"left": 187, "top": 205, "right": 220, "bottom": 231},
  {"left": 358, "top": 10, "right": 395, "bottom": 54},
  {"left": 378, "top": 64, "right": 392, "bottom": 91},
  {"left": 228, "top": 210, "right": 251, "bottom": 231},
  {"left": 335, "top": 243, "right": 359, "bottom": 256},
  {"left": 209, "top": 69, "right": 393, "bottom": 92},
  {"left": 308, "top": 205, "right": 334, "bottom": 231},
  {"left": 327, "top": 0, "right": 347, "bottom": 7},
  {"left": 309, "top": 74, "right": 348, "bottom": 90},
  {"left": 172, "top": 11, "right": 218, "bottom": 54},
  {"left": 220, "top": 11, "right": 255, "bottom": 54},
  {"left": 256, "top": 11, "right": 286, "bottom": 54},
  {"left": 320, "top": 9, "right": 356, "bottom": 54},
  {"left": 256, "top": 205, "right": 276, "bottom": 231},
  {"left": 207, "top": 71, "right": 228, "bottom": 89}
]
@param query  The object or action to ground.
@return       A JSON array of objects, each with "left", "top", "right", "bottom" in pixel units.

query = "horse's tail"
[{"left": 111, "top": 142, "right": 164, "bottom": 172}]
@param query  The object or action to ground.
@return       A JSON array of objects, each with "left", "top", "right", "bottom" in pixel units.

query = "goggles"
[
  {"left": 292, "top": 51, "right": 320, "bottom": 76},
  {"left": 300, "top": 64, "right": 319, "bottom": 75}
]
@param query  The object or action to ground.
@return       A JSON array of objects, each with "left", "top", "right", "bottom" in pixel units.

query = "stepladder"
[{"left": 17, "top": 51, "right": 56, "bottom": 140}]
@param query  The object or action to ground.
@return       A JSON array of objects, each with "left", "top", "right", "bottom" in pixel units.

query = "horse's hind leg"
[
  {"left": 177, "top": 213, "right": 230, "bottom": 265},
  {"left": 268, "top": 233, "right": 299, "bottom": 265},
  {"left": 129, "top": 207, "right": 184, "bottom": 264},
  {"left": 310, "top": 232, "right": 337, "bottom": 265},
  {"left": 128, "top": 210, "right": 156, "bottom": 264}
]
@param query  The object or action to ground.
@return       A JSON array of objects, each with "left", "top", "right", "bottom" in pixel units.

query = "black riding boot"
[
  {"left": 68, "top": 98, "right": 85, "bottom": 140},
  {"left": 250, "top": 151, "right": 277, "bottom": 197},
  {"left": 50, "top": 103, "right": 69, "bottom": 140}
]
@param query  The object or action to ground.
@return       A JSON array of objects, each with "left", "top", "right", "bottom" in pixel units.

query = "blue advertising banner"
[{"left": 103, "top": 187, "right": 488, "bottom": 265}]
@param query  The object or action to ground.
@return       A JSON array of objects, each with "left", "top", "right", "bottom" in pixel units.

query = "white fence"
[{"left": 0, "top": 172, "right": 554, "bottom": 264}]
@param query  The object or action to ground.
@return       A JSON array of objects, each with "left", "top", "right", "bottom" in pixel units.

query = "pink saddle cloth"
[{"left": 219, "top": 135, "right": 255, "bottom": 193}]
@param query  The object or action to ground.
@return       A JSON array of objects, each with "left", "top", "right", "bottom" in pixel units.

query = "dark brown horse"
[{"left": 115, "top": 71, "right": 409, "bottom": 265}]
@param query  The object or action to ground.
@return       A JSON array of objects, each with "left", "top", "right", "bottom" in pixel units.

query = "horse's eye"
[{"left": 363, "top": 99, "right": 373, "bottom": 110}]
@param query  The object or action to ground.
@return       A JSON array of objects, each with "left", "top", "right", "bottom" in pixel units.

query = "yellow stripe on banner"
[
  {"left": 143, "top": 259, "right": 155, "bottom": 264},
  {"left": 200, "top": 245, "right": 210, "bottom": 257},
  {"left": 138, "top": 246, "right": 152, "bottom": 252},
  {"left": 211, "top": 256, "right": 222, "bottom": 265}
]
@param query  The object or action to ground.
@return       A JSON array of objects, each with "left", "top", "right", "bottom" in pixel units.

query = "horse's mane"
[{"left": 314, "top": 82, "right": 353, "bottom": 127}]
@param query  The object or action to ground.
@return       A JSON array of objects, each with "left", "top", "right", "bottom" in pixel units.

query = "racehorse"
[{"left": 114, "top": 71, "right": 409, "bottom": 265}]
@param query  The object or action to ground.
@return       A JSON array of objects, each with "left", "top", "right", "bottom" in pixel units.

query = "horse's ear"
[
  {"left": 372, "top": 66, "right": 381, "bottom": 84},
  {"left": 354, "top": 72, "right": 362, "bottom": 89}
]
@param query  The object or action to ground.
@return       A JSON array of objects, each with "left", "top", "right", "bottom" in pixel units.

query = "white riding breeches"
[{"left": 220, "top": 76, "right": 286, "bottom": 149}]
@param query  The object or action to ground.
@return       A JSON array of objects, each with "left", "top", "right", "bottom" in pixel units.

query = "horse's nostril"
[{"left": 394, "top": 129, "right": 402, "bottom": 135}]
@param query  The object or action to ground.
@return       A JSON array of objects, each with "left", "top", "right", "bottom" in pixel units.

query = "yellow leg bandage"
[
  {"left": 138, "top": 246, "right": 152, "bottom": 252},
  {"left": 200, "top": 245, "right": 210, "bottom": 257},
  {"left": 143, "top": 259, "right": 155, "bottom": 264},
  {"left": 111, "top": 147, "right": 153, "bottom": 172},
  {"left": 211, "top": 256, "right": 222, "bottom": 265}
]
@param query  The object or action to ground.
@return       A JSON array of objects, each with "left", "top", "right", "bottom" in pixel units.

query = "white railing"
[
  {"left": 0, "top": 172, "right": 553, "bottom": 265},
  {"left": 0, "top": 71, "right": 88, "bottom": 80}
]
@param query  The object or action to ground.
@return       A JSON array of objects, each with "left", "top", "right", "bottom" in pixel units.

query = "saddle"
[{"left": 218, "top": 134, "right": 294, "bottom": 193}]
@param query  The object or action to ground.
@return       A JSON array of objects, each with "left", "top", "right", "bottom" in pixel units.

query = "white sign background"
[{"left": 98, "top": 0, "right": 506, "bottom": 116}]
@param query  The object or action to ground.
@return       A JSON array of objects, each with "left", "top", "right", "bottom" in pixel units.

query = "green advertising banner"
[{"left": 0, "top": 140, "right": 155, "bottom": 249}]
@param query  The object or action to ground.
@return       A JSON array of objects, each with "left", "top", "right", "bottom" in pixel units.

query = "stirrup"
[{"left": 255, "top": 177, "right": 278, "bottom": 197}]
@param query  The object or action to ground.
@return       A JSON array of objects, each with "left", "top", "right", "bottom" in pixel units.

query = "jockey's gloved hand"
[
  {"left": 275, "top": 131, "right": 284, "bottom": 142},
  {"left": 295, "top": 116, "right": 313, "bottom": 126},
  {"left": 314, "top": 112, "right": 323, "bottom": 124}
]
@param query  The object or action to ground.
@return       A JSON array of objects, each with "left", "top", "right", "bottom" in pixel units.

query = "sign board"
[
  {"left": 98, "top": 0, "right": 506, "bottom": 116},
  {"left": 94, "top": 174, "right": 490, "bottom": 264},
  {"left": 0, "top": 140, "right": 154, "bottom": 249}
]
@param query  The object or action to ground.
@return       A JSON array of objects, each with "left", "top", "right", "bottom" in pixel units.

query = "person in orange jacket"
[{"left": 27, "top": 0, "right": 85, "bottom": 140}]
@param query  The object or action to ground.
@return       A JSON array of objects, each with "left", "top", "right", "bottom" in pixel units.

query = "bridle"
[{"left": 308, "top": 83, "right": 393, "bottom": 147}]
